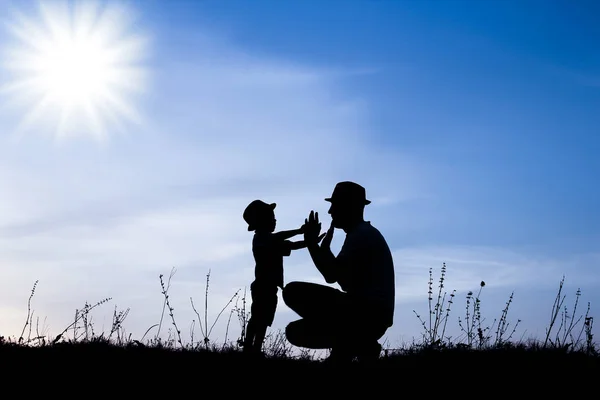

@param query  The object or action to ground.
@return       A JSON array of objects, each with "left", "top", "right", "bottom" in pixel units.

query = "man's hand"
[
  {"left": 320, "top": 221, "right": 334, "bottom": 249},
  {"left": 303, "top": 210, "right": 322, "bottom": 246}
]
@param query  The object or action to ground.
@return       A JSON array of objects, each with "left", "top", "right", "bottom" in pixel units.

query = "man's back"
[{"left": 336, "top": 221, "right": 395, "bottom": 327}]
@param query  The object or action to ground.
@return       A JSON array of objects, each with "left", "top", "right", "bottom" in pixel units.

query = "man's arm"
[
  {"left": 302, "top": 211, "right": 341, "bottom": 284},
  {"left": 304, "top": 220, "right": 340, "bottom": 283},
  {"left": 307, "top": 242, "right": 339, "bottom": 284}
]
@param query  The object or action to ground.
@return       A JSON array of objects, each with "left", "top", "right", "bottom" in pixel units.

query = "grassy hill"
[
  {"left": 1, "top": 264, "right": 598, "bottom": 393},
  {"left": 1, "top": 337, "right": 597, "bottom": 395}
]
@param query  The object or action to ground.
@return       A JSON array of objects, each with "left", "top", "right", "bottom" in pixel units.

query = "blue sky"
[{"left": 0, "top": 0, "right": 598, "bottom": 351}]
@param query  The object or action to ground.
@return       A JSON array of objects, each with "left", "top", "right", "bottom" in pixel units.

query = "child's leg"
[
  {"left": 243, "top": 317, "right": 256, "bottom": 352},
  {"left": 253, "top": 324, "right": 268, "bottom": 353},
  {"left": 246, "top": 283, "right": 277, "bottom": 354},
  {"left": 252, "top": 287, "right": 277, "bottom": 354},
  {"left": 244, "top": 283, "right": 260, "bottom": 352}
]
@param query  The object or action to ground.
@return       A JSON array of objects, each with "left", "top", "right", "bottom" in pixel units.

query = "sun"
[{"left": 0, "top": 0, "right": 150, "bottom": 142}]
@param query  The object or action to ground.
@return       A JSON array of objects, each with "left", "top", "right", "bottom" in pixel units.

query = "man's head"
[
  {"left": 325, "top": 181, "right": 370, "bottom": 230},
  {"left": 243, "top": 200, "right": 276, "bottom": 232}
]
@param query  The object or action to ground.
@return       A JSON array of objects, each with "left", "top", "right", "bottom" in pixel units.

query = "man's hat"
[
  {"left": 243, "top": 200, "right": 276, "bottom": 231},
  {"left": 325, "top": 181, "right": 371, "bottom": 205}
]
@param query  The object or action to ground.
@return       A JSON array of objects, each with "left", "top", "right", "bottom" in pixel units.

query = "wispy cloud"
[{"left": 393, "top": 245, "right": 600, "bottom": 302}]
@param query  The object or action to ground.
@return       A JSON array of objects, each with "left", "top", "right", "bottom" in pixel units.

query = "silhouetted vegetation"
[{"left": 1, "top": 264, "right": 598, "bottom": 378}]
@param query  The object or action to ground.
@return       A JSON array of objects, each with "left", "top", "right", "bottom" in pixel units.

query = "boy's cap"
[
  {"left": 325, "top": 181, "right": 371, "bottom": 205},
  {"left": 243, "top": 200, "right": 276, "bottom": 231}
]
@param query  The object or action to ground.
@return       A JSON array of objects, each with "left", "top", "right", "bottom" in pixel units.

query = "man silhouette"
[{"left": 282, "top": 181, "right": 395, "bottom": 363}]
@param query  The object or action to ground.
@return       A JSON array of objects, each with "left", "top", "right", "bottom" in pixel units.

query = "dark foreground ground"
[{"left": 1, "top": 341, "right": 598, "bottom": 395}]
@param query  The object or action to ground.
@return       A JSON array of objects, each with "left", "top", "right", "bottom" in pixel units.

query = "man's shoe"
[
  {"left": 322, "top": 347, "right": 354, "bottom": 365},
  {"left": 355, "top": 341, "right": 382, "bottom": 364}
]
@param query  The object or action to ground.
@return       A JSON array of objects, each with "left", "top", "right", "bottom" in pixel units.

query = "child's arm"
[
  {"left": 286, "top": 232, "right": 326, "bottom": 251},
  {"left": 288, "top": 240, "right": 306, "bottom": 251},
  {"left": 271, "top": 228, "right": 303, "bottom": 242}
]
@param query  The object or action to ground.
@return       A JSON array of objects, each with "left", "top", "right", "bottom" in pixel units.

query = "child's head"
[{"left": 243, "top": 200, "right": 276, "bottom": 233}]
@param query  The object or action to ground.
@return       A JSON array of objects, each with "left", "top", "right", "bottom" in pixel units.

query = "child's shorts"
[{"left": 250, "top": 281, "right": 279, "bottom": 327}]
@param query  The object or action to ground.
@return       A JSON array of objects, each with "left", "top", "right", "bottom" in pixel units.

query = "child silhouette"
[{"left": 242, "top": 199, "right": 324, "bottom": 355}]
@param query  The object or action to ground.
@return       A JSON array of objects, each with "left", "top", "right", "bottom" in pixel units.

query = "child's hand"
[{"left": 299, "top": 223, "right": 306, "bottom": 234}]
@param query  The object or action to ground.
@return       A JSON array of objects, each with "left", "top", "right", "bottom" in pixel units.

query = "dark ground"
[{"left": 1, "top": 341, "right": 597, "bottom": 395}]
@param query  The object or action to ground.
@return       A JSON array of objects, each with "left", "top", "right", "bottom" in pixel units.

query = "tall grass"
[
  {"left": 412, "top": 263, "right": 595, "bottom": 355},
  {"left": 1, "top": 262, "right": 597, "bottom": 364}
]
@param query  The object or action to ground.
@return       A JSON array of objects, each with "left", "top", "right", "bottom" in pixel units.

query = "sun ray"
[
  {"left": 98, "top": 99, "right": 130, "bottom": 138},
  {"left": 82, "top": 98, "right": 108, "bottom": 142},
  {"left": 14, "top": 92, "right": 55, "bottom": 140},
  {"left": 4, "top": 12, "right": 48, "bottom": 50},
  {"left": 55, "top": 101, "right": 73, "bottom": 141},
  {"left": 0, "top": 77, "right": 41, "bottom": 97},
  {"left": 39, "top": 1, "right": 70, "bottom": 41},
  {"left": 73, "top": 0, "right": 101, "bottom": 36},
  {"left": 98, "top": 86, "right": 142, "bottom": 125},
  {"left": 0, "top": 0, "right": 149, "bottom": 142}
]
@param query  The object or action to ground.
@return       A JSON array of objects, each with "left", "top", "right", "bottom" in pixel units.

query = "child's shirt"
[{"left": 252, "top": 232, "right": 294, "bottom": 289}]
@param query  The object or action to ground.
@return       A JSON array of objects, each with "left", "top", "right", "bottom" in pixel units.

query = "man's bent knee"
[
  {"left": 282, "top": 281, "right": 303, "bottom": 308},
  {"left": 284, "top": 320, "right": 302, "bottom": 347},
  {"left": 285, "top": 319, "right": 333, "bottom": 349}
]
